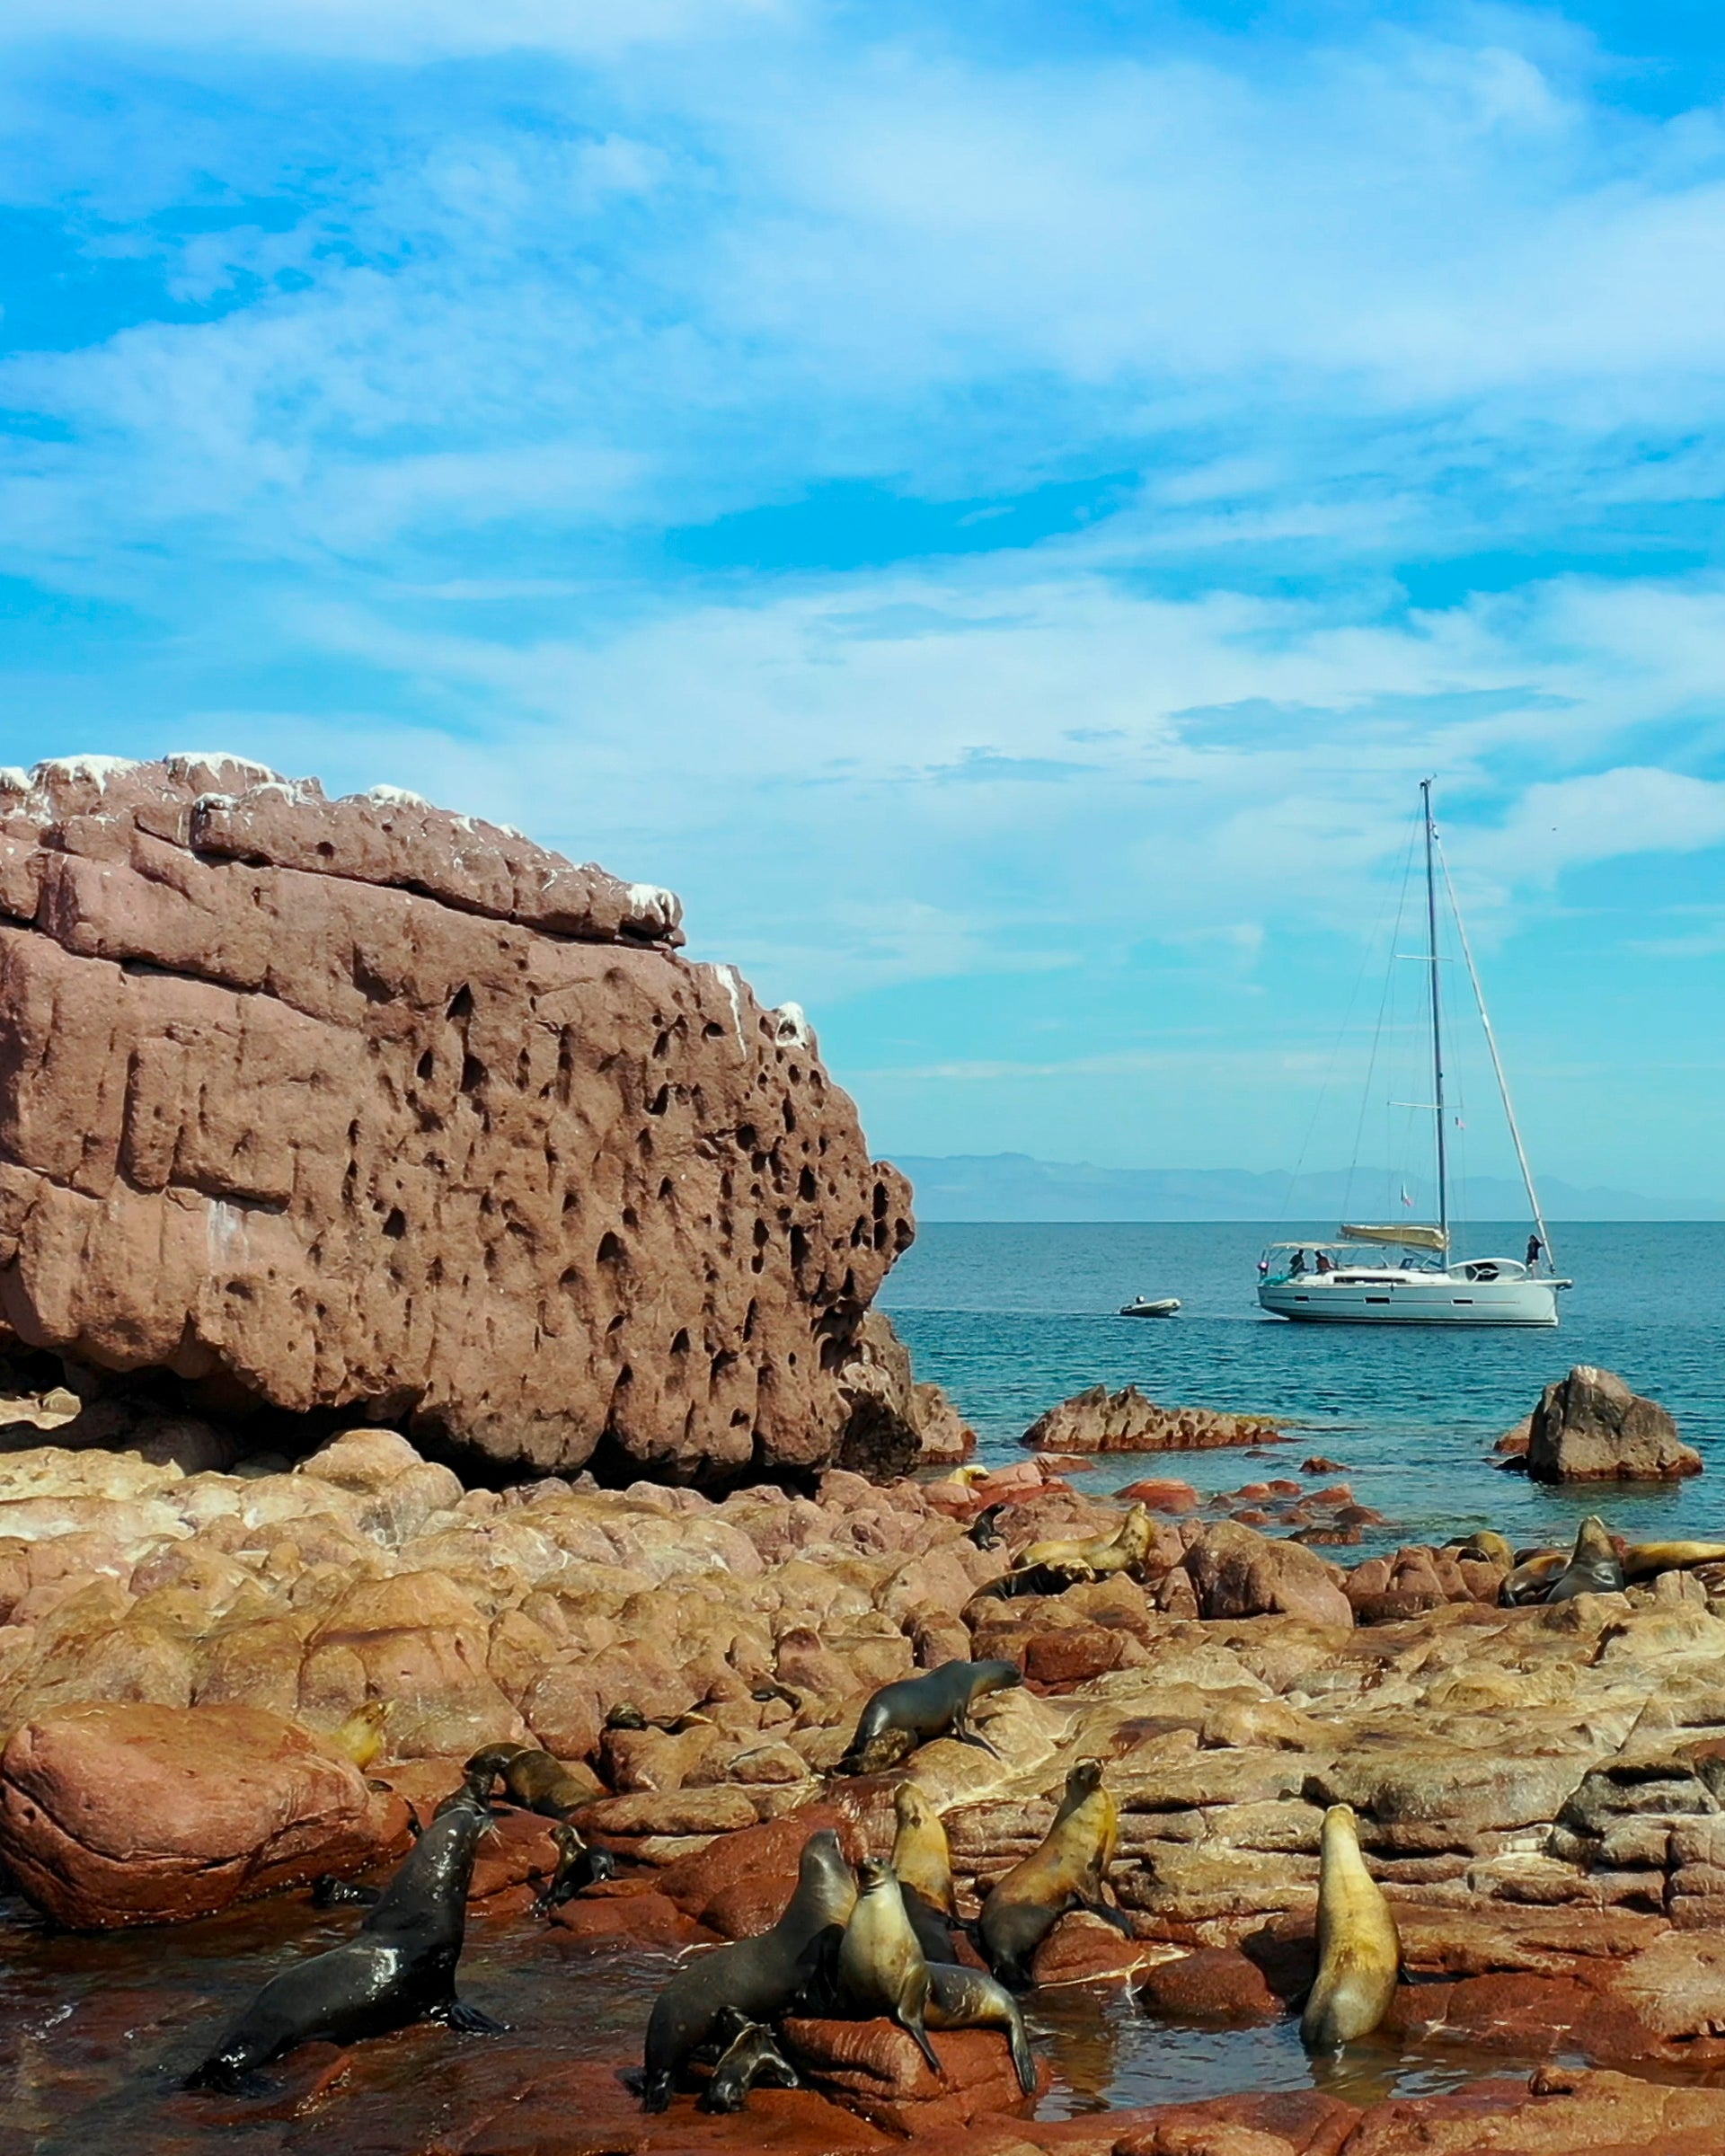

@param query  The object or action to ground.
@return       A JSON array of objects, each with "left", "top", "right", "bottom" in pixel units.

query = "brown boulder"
[
  {"left": 1022, "top": 1385, "right": 1279, "bottom": 1454},
  {"left": 0, "top": 755, "right": 913, "bottom": 1483},
  {"left": 781, "top": 2016, "right": 1041, "bottom": 2134},
  {"left": 1526, "top": 1365, "right": 1699, "bottom": 1483},
  {"left": 1181, "top": 1522, "right": 1353, "bottom": 1630},
  {"left": 0, "top": 1700, "right": 408, "bottom": 1926}
]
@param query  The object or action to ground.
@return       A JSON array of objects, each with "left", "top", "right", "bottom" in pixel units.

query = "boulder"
[
  {"left": 0, "top": 1700, "right": 409, "bottom": 1926},
  {"left": 0, "top": 755, "right": 914, "bottom": 1483},
  {"left": 1526, "top": 1366, "right": 1699, "bottom": 1483},
  {"left": 1181, "top": 1522, "right": 1353, "bottom": 1630},
  {"left": 781, "top": 2016, "right": 1043, "bottom": 2134},
  {"left": 1022, "top": 1385, "right": 1279, "bottom": 1454}
]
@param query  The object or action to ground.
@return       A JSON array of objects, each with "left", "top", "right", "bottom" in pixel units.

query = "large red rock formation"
[{"left": 0, "top": 755, "right": 913, "bottom": 1480}]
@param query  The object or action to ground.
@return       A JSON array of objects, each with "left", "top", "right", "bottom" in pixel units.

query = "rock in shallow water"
[
  {"left": 1526, "top": 1365, "right": 1700, "bottom": 1483},
  {"left": 0, "top": 1700, "right": 410, "bottom": 1927}
]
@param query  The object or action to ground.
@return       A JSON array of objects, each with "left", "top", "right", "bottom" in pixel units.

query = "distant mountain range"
[{"left": 887, "top": 1153, "right": 1725, "bottom": 1223}]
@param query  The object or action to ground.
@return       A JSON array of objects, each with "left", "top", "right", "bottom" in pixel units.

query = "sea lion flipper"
[
  {"left": 901, "top": 2011, "right": 942, "bottom": 2075},
  {"left": 953, "top": 1717, "right": 1002, "bottom": 1759},
  {"left": 444, "top": 1999, "right": 509, "bottom": 2035},
  {"left": 1080, "top": 1896, "right": 1134, "bottom": 1936}
]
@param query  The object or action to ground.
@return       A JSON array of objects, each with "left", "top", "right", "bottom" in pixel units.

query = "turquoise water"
[{"left": 880, "top": 1222, "right": 1725, "bottom": 1560}]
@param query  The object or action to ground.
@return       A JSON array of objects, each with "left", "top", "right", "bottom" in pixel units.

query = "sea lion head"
[
  {"left": 895, "top": 1782, "right": 934, "bottom": 1833},
  {"left": 974, "top": 1658, "right": 1024, "bottom": 1697},
  {"left": 1573, "top": 1515, "right": 1615, "bottom": 1566},
  {"left": 1118, "top": 1505, "right": 1153, "bottom": 1553},
  {"left": 1065, "top": 1757, "right": 1104, "bottom": 1801},
  {"left": 606, "top": 1703, "right": 650, "bottom": 1731},
  {"left": 856, "top": 1856, "right": 893, "bottom": 1893},
  {"left": 795, "top": 1827, "right": 859, "bottom": 1922}
]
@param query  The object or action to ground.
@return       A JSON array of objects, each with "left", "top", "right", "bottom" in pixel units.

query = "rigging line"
[
  {"left": 1343, "top": 808, "right": 1420, "bottom": 1225},
  {"left": 1435, "top": 834, "right": 1555, "bottom": 1271},
  {"left": 1280, "top": 819, "right": 1415, "bottom": 1233}
]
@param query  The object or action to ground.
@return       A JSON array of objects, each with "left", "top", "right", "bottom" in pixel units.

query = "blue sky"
[{"left": 2, "top": 1, "right": 1723, "bottom": 1203}]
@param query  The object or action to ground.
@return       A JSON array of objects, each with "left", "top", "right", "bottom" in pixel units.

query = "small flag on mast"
[{"left": 1400, "top": 1185, "right": 1412, "bottom": 1208}]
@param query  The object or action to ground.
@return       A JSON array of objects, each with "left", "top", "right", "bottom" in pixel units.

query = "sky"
[{"left": 1, "top": 1, "right": 1722, "bottom": 1205}]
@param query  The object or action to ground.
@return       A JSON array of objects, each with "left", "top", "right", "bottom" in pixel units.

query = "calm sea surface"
[{"left": 880, "top": 1221, "right": 1725, "bottom": 1559}]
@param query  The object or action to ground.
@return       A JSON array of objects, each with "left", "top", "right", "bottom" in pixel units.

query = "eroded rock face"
[
  {"left": 0, "top": 755, "right": 913, "bottom": 1480},
  {"left": 1526, "top": 1366, "right": 1700, "bottom": 1484},
  {"left": 1022, "top": 1385, "right": 1280, "bottom": 1454},
  {"left": 0, "top": 1700, "right": 409, "bottom": 1927}
]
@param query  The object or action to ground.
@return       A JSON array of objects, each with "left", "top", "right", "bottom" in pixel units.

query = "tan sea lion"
[
  {"left": 1500, "top": 1547, "right": 1566, "bottom": 1604},
  {"left": 1012, "top": 1504, "right": 1154, "bottom": 1586},
  {"left": 328, "top": 1700, "right": 392, "bottom": 1770},
  {"left": 893, "top": 1781, "right": 960, "bottom": 1961},
  {"left": 1300, "top": 1803, "right": 1400, "bottom": 2050},
  {"left": 980, "top": 1758, "right": 1127, "bottom": 1988},
  {"left": 836, "top": 1858, "right": 942, "bottom": 2072},
  {"left": 1447, "top": 1531, "right": 1514, "bottom": 1568},
  {"left": 464, "top": 1744, "right": 589, "bottom": 1819},
  {"left": 1544, "top": 1515, "right": 1625, "bottom": 1603},
  {"left": 1622, "top": 1541, "right": 1725, "bottom": 1580}
]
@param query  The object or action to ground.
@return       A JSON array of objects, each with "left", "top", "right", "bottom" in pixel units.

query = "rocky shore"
[{"left": 5, "top": 1420, "right": 1725, "bottom": 2152}]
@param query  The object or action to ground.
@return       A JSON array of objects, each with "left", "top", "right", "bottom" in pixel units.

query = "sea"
[{"left": 880, "top": 1221, "right": 1725, "bottom": 1560}]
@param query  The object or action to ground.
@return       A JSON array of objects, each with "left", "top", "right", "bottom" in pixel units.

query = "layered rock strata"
[
  {"left": 0, "top": 755, "right": 914, "bottom": 1480},
  {"left": 1023, "top": 1384, "right": 1281, "bottom": 1454}
]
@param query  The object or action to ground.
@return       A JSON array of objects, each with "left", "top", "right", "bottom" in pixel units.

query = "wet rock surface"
[{"left": 0, "top": 755, "right": 918, "bottom": 1482}]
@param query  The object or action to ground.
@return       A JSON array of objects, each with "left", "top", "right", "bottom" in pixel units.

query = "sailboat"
[{"left": 1257, "top": 782, "right": 1571, "bottom": 1328}]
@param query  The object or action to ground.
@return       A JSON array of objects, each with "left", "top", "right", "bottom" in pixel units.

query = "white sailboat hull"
[{"left": 1259, "top": 1269, "right": 1561, "bottom": 1327}]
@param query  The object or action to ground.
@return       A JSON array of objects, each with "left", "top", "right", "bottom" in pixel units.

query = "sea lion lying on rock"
[
  {"left": 1300, "top": 1802, "right": 1400, "bottom": 2050},
  {"left": 837, "top": 1658, "right": 1022, "bottom": 1775},
  {"left": 185, "top": 1789, "right": 502, "bottom": 2092},
  {"left": 641, "top": 1826, "right": 857, "bottom": 2111},
  {"left": 980, "top": 1758, "right": 1128, "bottom": 1988},
  {"left": 463, "top": 1743, "right": 591, "bottom": 1819},
  {"left": 1003, "top": 1504, "right": 1154, "bottom": 1595}
]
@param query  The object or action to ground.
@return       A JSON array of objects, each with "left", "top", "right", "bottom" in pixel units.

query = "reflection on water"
[{"left": 0, "top": 1890, "right": 1606, "bottom": 2152}]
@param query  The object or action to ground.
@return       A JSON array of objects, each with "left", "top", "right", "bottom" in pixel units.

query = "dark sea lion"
[
  {"left": 980, "top": 1758, "right": 1127, "bottom": 1988},
  {"left": 464, "top": 1745, "right": 592, "bottom": 1820},
  {"left": 1300, "top": 1803, "right": 1400, "bottom": 2050},
  {"left": 836, "top": 1858, "right": 941, "bottom": 2073},
  {"left": 838, "top": 1658, "right": 1022, "bottom": 1775},
  {"left": 700, "top": 2010, "right": 801, "bottom": 2113},
  {"left": 185, "top": 1790, "right": 502, "bottom": 2092},
  {"left": 641, "top": 1826, "right": 857, "bottom": 2112},
  {"left": 1544, "top": 1515, "right": 1625, "bottom": 1603},
  {"left": 968, "top": 1503, "right": 1010, "bottom": 1551},
  {"left": 925, "top": 1962, "right": 1038, "bottom": 2095},
  {"left": 535, "top": 1820, "right": 617, "bottom": 1913}
]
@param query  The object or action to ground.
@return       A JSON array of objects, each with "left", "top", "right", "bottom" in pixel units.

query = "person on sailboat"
[{"left": 1526, "top": 1233, "right": 1544, "bottom": 1273}]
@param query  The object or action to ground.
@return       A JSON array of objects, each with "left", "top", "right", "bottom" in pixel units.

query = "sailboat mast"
[{"left": 1421, "top": 779, "right": 1448, "bottom": 1246}]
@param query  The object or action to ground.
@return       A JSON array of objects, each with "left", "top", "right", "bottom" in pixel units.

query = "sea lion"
[
  {"left": 838, "top": 1658, "right": 1022, "bottom": 1775},
  {"left": 535, "top": 1820, "right": 617, "bottom": 1913},
  {"left": 464, "top": 1744, "right": 591, "bottom": 1820},
  {"left": 980, "top": 1758, "right": 1127, "bottom": 1988},
  {"left": 968, "top": 1502, "right": 1010, "bottom": 1551},
  {"left": 310, "top": 1874, "right": 380, "bottom": 1909},
  {"left": 836, "top": 1858, "right": 941, "bottom": 2073},
  {"left": 1447, "top": 1531, "right": 1514, "bottom": 1568},
  {"left": 641, "top": 1826, "right": 857, "bottom": 2111},
  {"left": 925, "top": 1963, "right": 1038, "bottom": 2096},
  {"left": 328, "top": 1700, "right": 392, "bottom": 1770},
  {"left": 185, "top": 1789, "right": 502, "bottom": 2092},
  {"left": 892, "top": 1782, "right": 960, "bottom": 1961},
  {"left": 700, "top": 2010, "right": 801, "bottom": 2113},
  {"left": 1500, "top": 1547, "right": 1567, "bottom": 1604},
  {"left": 1300, "top": 1803, "right": 1400, "bottom": 2050},
  {"left": 1007, "top": 1505, "right": 1154, "bottom": 1592},
  {"left": 1544, "top": 1515, "right": 1625, "bottom": 1603},
  {"left": 1622, "top": 1541, "right": 1725, "bottom": 1580}
]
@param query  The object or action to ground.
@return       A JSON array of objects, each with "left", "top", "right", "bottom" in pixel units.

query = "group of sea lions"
[{"left": 1449, "top": 1517, "right": 1725, "bottom": 1606}]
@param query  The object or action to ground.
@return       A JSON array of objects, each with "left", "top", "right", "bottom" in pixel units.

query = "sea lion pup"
[
  {"left": 925, "top": 1964, "right": 1038, "bottom": 2096},
  {"left": 328, "top": 1699, "right": 392, "bottom": 1771},
  {"left": 641, "top": 1826, "right": 857, "bottom": 2112},
  {"left": 1544, "top": 1515, "right": 1625, "bottom": 1603},
  {"left": 968, "top": 1502, "right": 1010, "bottom": 1551},
  {"left": 464, "top": 1744, "right": 591, "bottom": 1820},
  {"left": 836, "top": 1858, "right": 942, "bottom": 2073},
  {"left": 535, "top": 1820, "right": 617, "bottom": 1913},
  {"left": 1300, "top": 1803, "right": 1400, "bottom": 2051},
  {"left": 837, "top": 1658, "right": 1022, "bottom": 1775},
  {"left": 1007, "top": 1505, "right": 1154, "bottom": 1592},
  {"left": 185, "top": 1789, "right": 502, "bottom": 2092},
  {"left": 980, "top": 1758, "right": 1127, "bottom": 1989},
  {"left": 892, "top": 1782, "right": 960, "bottom": 1961},
  {"left": 700, "top": 2009, "right": 801, "bottom": 2113}
]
